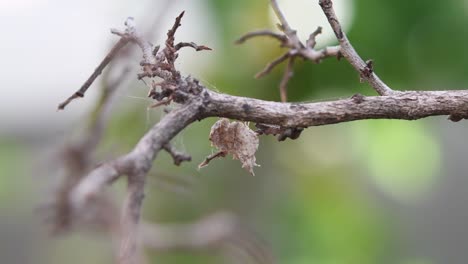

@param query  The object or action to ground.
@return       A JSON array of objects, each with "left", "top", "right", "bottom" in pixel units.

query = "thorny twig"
[{"left": 236, "top": 0, "right": 341, "bottom": 102}]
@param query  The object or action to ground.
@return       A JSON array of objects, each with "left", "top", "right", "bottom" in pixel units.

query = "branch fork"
[
  {"left": 236, "top": 1, "right": 342, "bottom": 102},
  {"left": 59, "top": 12, "right": 211, "bottom": 111}
]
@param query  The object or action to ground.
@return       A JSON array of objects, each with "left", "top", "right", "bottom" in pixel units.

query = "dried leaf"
[{"left": 205, "top": 118, "right": 260, "bottom": 175}]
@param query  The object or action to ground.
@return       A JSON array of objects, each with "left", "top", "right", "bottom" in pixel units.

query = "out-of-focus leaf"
[{"left": 351, "top": 120, "right": 440, "bottom": 202}]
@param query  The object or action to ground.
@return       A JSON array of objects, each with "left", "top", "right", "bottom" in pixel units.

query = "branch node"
[
  {"left": 152, "top": 45, "right": 160, "bottom": 56},
  {"left": 277, "top": 127, "right": 303, "bottom": 141},
  {"left": 448, "top": 108, "right": 468, "bottom": 122},
  {"left": 360, "top": 59, "right": 374, "bottom": 82},
  {"left": 239, "top": 1, "right": 345, "bottom": 101},
  {"left": 255, "top": 123, "right": 304, "bottom": 141},
  {"left": 319, "top": 0, "right": 333, "bottom": 9},
  {"left": 163, "top": 144, "right": 192, "bottom": 166},
  {"left": 351, "top": 93, "right": 365, "bottom": 104},
  {"left": 306, "top": 26, "right": 323, "bottom": 48}
]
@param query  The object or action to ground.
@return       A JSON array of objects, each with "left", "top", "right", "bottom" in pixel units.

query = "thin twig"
[
  {"left": 112, "top": 17, "right": 156, "bottom": 65},
  {"left": 235, "top": 30, "right": 288, "bottom": 44},
  {"left": 306, "top": 26, "right": 323, "bottom": 48},
  {"left": 255, "top": 52, "right": 290, "bottom": 79},
  {"left": 175, "top": 42, "right": 212, "bottom": 51},
  {"left": 279, "top": 56, "right": 295, "bottom": 102},
  {"left": 119, "top": 174, "right": 146, "bottom": 264},
  {"left": 237, "top": 0, "right": 342, "bottom": 102},
  {"left": 163, "top": 143, "right": 192, "bottom": 166},
  {"left": 164, "top": 11, "right": 185, "bottom": 69},
  {"left": 198, "top": 151, "right": 228, "bottom": 169},
  {"left": 57, "top": 37, "right": 130, "bottom": 110},
  {"left": 319, "top": 0, "right": 394, "bottom": 95},
  {"left": 270, "top": 0, "right": 301, "bottom": 47},
  {"left": 149, "top": 97, "right": 172, "bottom": 108}
]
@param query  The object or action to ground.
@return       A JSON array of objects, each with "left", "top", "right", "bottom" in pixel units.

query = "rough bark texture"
[{"left": 203, "top": 90, "right": 468, "bottom": 127}]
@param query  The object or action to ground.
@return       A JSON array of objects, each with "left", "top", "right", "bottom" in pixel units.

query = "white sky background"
[
  {"left": 0, "top": 0, "right": 353, "bottom": 137},
  {"left": 0, "top": 0, "right": 216, "bottom": 137},
  {"left": 270, "top": 0, "right": 353, "bottom": 46}
]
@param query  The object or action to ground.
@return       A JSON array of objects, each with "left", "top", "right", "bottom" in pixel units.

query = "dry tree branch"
[
  {"left": 51, "top": 52, "right": 133, "bottom": 234},
  {"left": 70, "top": 100, "right": 204, "bottom": 264},
  {"left": 55, "top": 2, "right": 468, "bottom": 264},
  {"left": 57, "top": 37, "right": 130, "bottom": 110},
  {"left": 269, "top": 0, "right": 301, "bottom": 47},
  {"left": 60, "top": 12, "right": 213, "bottom": 264},
  {"left": 203, "top": 90, "right": 468, "bottom": 126},
  {"left": 255, "top": 52, "right": 290, "bottom": 79},
  {"left": 163, "top": 143, "right": 192, "bottom": 166},
  {"left": 319, "top": 0, "right": 394, "bottom": 95},
  {"left": 119, "top": 173, "right": 146, "bottom": 264},
  {"left": 67, "top": 86, "right": 468, "bottom": 264},
  {"left": 236, "top": 0, "right": 342, "bottom": 102},
  {"left": 235, "top": 30, "right": 288, "bottom": 44},
  {"left": 198, "top": 151, "right": 227, "bottom": 169},
  {"left": 175, "top": 42, "right": 212, "bottom": 51},
  {"left": 279, "top": 56, "right": 295, "bottom": 103},
  {"left": 51, "top": 1, "right": 177, "bottom": 235}
]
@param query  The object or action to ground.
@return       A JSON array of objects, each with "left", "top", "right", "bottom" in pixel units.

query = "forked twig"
[
  {"left": 319, "top": 0, "right": 394, "bottom": 95},
  {"left": 163, "top": 143, "right": 192, "bottom": 166},
  {"left": 236, "top": 0, "right": 342, "bottom": 102}
]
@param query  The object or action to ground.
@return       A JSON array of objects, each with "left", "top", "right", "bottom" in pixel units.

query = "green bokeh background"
[{"left": 2, "top": 0, "right": 468, "bottom": 263}]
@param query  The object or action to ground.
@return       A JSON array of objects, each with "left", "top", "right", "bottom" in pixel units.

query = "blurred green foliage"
[{"left": 0, "top": 139, "right": 30, "bottom": 210}]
